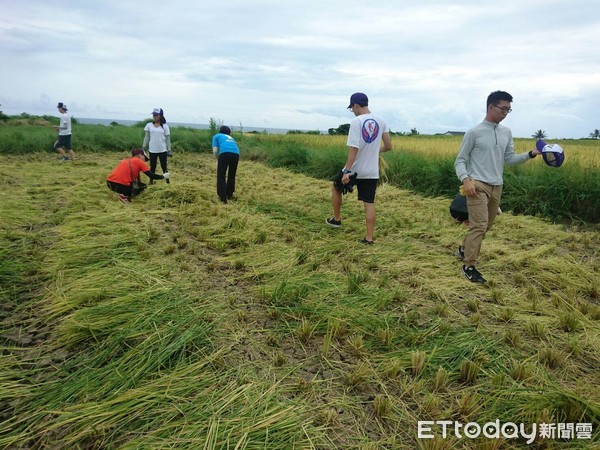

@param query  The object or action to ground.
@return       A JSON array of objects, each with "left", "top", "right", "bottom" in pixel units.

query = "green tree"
[
  {"left": 328, "top": 123, "right": 350, "bottom": 135},
  {"left": 409, "top": 128, "right": 419, "bottom": 135},
  {"left": 532, "top": 129, "right": 547, "bottom": 139},
  {"left": 589, "top": 129, "right": 600, "bottom": 139}
]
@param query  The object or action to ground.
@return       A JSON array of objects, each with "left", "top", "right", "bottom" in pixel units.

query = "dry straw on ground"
[{"left": 1, "top": 151, "right": 598, "bottom": 448}]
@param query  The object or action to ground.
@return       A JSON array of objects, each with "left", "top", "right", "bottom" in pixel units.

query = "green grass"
[
  {"left": 1, "top": 151, "right": 599, "bottom": 448},
  {"left": 243, "top": 135, "right": 600, "bottom": 224},
  {"left": 1, "top": 121, "right": 599, "bottom": 223}
]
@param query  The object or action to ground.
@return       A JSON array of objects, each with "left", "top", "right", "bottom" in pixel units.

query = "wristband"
[
  {"left": 342, "top": 168, "right": 351, "bottom": 174},
  {"left": 528, "top": 150, "right": 536, "bottom": 158}
]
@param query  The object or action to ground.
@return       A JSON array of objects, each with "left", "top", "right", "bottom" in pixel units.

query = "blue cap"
[
  {"left": 347, "top": 92, "right": 368, "bottom": 109},
  {"left": 536, "top": 140, "right": 565, "bottom": 167}
]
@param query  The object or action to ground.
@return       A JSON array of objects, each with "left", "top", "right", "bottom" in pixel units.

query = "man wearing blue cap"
[
  {"left": 454, "top": 90, "right": 540, "bottom": 283},
  {"left": 326, "top": 93, "right": 392, "bottom": 244}
]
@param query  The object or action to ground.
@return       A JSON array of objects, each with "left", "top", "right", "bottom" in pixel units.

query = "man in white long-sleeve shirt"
[{"left": 454, "top": 91, "right": 540, "bottom": 283}]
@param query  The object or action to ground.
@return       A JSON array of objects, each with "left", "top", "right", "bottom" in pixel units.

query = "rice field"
[
  {"left": 240, "top": 133, "right": 600, "bottom": 224},
  {"left": 2, "top": 122, "right": 598, "bottom": 222},
  {"left": 243, "top": 133, "right": 600, "bottom": 165},
  {"left": 1, "top": 150, "right": 599, "bottom": 449}
]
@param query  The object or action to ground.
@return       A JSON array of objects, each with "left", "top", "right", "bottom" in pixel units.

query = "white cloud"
[{"left": 1, "top": 0, "right": 599, "bottom": 138}]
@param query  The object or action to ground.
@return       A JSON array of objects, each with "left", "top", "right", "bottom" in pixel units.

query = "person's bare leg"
[
  {"left": 332, "top": 186, "right": 342, "bottom": 221},
  {"left": 363, "top": 202, "right": 375, "bottom": 241}
]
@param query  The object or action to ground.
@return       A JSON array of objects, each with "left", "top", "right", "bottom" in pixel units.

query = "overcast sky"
[{"left": 2, "top": 0, "right": 599, "bottom": 138}]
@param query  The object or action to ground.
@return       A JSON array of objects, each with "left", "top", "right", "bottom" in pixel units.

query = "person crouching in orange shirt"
[{"left": 107, "top": 148, "right": 170, "bottom": 203}]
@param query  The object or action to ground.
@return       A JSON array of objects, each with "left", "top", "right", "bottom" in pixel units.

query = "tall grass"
[
  {"left": 241, "top": 133, "right": 600, "bottom": 223},
  {"left": 0, "top": 121, "right": 213, "bottom": 154},
  {"left": 1, "top": 122, "right": 599, "bottom": 222}
]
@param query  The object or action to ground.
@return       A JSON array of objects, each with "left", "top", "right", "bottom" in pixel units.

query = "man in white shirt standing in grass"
[
  {"left": 54, "top": 102, "right": 75, "bottom": 161},
  {"left": 454, "top": 90, "right": 540, "bottom": 283},
  {"left": 326, "top": 92, "right": 392, "bottom": 244}
]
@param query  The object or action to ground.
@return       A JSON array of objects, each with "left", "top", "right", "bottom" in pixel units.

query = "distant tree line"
[
  {"left": 531, "top": 128, "right": 600, "bottom": 140},
  {"left": 328, "top": 122, "right": 600, "bottom": 140},
  {"left": 287, "top": 130, "right": 321, "bottom": 135},
  {"left": 328, "top": 123, "right": 419, "bottom": 136},
  {"left": 1, "top": 108, "right": 598, "bottom": 140}
]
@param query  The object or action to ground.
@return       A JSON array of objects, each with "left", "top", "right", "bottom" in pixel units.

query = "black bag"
[{"left": 450, "top": 193, "right": 468, "bottom": 222}]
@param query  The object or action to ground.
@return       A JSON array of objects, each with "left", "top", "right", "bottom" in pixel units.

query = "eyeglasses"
[{"left": 493, "top": 105, "right": 512, "bottom": 113}]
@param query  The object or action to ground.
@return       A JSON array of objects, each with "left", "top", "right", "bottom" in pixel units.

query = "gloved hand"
[
  {"left": 333, "top": 170, "right": 345, "bottom": 193},
  {"left": 333, "top": 171, "right": 357, "bottom": 195},
  {"left": 342, "top": 173, "right": 358, "bottom": 195}
]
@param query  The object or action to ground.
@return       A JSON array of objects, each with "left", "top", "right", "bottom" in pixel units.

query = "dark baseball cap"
[
  {"left": 347, "top": 92, "right": 368, "bottom": 109},
  {"left": 132, "top": 148, "right": 149, "bottom": 161}
]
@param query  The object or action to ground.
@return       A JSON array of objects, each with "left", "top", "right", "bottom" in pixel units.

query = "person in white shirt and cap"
[
  {"left": 53, "top": 102, "right": 75, "bottom": 161},
  {"left": 326, "top": 93, "right": 392, "bottom": 244},
  {"left": 142, "top": 108, "right": 172, "bottom": 184}
]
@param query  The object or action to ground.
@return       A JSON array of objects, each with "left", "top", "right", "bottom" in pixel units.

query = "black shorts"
[
  {"left": 356, "top": 178, "right": 378, "bottom": 203},
  {"left": 54, "top": 135, "right": 72, "bottom": 150}
]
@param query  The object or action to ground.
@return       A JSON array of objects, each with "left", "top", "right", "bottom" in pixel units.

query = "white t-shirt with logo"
[
  {"left": 58, "top": 112, "right": 72, "bottom": 136},
  {"left": 144, "top": 123, "right": 171, "bottom": 153},
  {"left": 346, "top": 113, "right": 388, "bottom": 179}
]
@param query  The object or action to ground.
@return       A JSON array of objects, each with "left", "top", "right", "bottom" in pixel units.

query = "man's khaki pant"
[{"left": 463, "top": 181, "right": 503, "bottom": 267}]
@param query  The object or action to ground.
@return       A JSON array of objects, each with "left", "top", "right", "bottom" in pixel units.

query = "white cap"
[{"left": 542, "top": 143, "right": 563, "bottom": 154}]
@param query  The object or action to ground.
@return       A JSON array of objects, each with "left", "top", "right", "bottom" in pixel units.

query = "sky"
[{"left": 1, "top": 0, "right": 599, "bottom": 138}]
